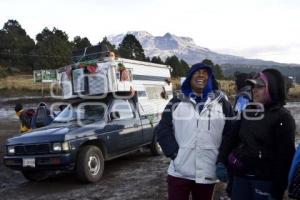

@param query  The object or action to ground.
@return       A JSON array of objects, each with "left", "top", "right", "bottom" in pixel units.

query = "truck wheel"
[
  {"left": 76, "top": 145, "right": 104, "bottom": 183},
  {"left": 22, "top": 170, "right": 49, "bottom": 182},
  {"left": 150, "top": 137, "right": 162, "bottom": 156}
]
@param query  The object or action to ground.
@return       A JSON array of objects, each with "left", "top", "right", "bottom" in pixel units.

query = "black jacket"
[
  {"left": 218, "top": 105, "right": 295, "bottom": 199},
  {"left": 217, "top": 69, "right": 296, "bottom": 200}
]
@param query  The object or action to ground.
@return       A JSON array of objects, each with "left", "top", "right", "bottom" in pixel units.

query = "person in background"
[
  {"left": 155, "top": 63, "right": 234, "bottom": 200},
  {"left": 58, "top": 104, "right": 67, "bottom": 114},
  {"left": 108, "top": 51, "right": 116, "bottom": 61},
  {"left": 233, "top": 72, "right": 254, "bottom": 114},
  {"left": 216, "top": 68, "right": 296, "bottom": 200},
  {"left": 118, "top": 63, "right": 129, "bottom": 81},
  {"left": 14, "top": 103, "right": 35, "bottom": 133}
]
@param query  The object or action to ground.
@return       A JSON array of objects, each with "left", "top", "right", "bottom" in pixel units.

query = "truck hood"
[{"left": 7, "top": 121, "right": 106, "bottom": 145}]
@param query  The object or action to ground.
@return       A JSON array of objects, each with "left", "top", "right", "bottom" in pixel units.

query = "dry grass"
[
  {"left": 0, "top": 75, "right": 52, "bottom": 97},
  {"left": 172, "top": 78, "right": 300, "bottom": 101},
  {"left": 218, "top": 80, "right": 236, "bottom": 99},
  {"left": 0, "top": 76, "right": 299, "bottom": 100},
  {"left": 287, "top": 84, "right": 300, "bottom": 101},
  {"left": 0, "top": 75, "right": 43, "bottom": 90}
]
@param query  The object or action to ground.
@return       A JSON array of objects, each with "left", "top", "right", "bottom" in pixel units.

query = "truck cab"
[{"left": 3, "top": 93, "right": 161, "bottom": 182}]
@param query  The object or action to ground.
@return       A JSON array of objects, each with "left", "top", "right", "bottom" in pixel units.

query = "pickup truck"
[{"left": 3, "top": 93, "right": 162, "bottom": 183}]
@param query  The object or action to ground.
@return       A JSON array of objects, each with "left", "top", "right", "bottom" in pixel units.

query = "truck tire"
[
  {"left": 22, "top": 170, "right": 49, "bottom": 182},
  {"left": 150, "top": 137, "right": 162, "bottom": 156},
  {"left": 76, "top": 145, "right": 104, "bottom": 183}
]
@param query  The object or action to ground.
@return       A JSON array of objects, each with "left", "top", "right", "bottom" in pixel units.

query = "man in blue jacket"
[
  {"left": 155, "top": 63, "right": 234, "bottom": 200},
  {"left": 233, "top": 72, "right": 253, "bottom": 114}
]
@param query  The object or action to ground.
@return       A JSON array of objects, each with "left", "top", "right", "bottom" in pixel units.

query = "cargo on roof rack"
[
  {"left": 56, "top": 56, "right": 173, "bottom": 116},
  {"left": 71, "top": 44, "right": 109, "bottom": 63}
]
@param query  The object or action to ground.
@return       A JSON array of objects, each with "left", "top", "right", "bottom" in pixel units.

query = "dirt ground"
[
  {"left": 0, "top": 117, "right": 214, "bottom": 199},
  {"left": 0, "top": 122, "right": 225, "bottom": 200},
  {"left": 0, "top": 101, "right": 298, "bottom": 200},
  {"left": 0, "top": 101, "right": 227, "bottom": 200}
]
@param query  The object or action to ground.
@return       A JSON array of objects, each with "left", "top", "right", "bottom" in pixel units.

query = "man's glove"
[
  {"left": 268, "top": 195, "right": 276, "bottom": 200},
  {"left": 170, "top": 152, "right": 177, "bottom": 160},
  {"left": 216, "top": 162, "right": 228, "bottom": 182}
]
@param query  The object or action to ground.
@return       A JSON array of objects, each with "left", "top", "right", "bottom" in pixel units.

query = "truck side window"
[
  {"left": 110, "top": 99, "right": 134, "bottom": 120},
  {"left": 80, "top": 105, "right": 105, "bottom": 121}
]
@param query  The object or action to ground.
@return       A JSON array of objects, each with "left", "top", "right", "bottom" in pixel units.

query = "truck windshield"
[{"left": 54, "top": 104, "right": 106, "bottom": 123}]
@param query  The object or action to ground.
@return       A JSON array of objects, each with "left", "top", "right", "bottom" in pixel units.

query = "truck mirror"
[{"left": 110, "top": 111, "right": 120, "bottom": 120}]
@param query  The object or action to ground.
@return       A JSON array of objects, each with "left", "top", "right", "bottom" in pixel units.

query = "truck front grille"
[{"left": 15, "top": 144, "right": 50, "bottom": 155}]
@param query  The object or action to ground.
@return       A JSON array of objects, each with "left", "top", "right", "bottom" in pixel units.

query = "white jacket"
[{"left": 168, "top": 93, "right": 226, "bottom": 184}]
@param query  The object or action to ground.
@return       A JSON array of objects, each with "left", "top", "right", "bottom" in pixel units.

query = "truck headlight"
[
  {"left": 53, "top": 142, "right": 69, "bottom": 152},
  {"left": 53, "top": 143, "right": 62, "bottom": 151},
  {"left": 8, "top": 146, "right": 15, "bottom": 155},
  {"left": 62, "top": 142, "right": 70, "bottom": 151}
]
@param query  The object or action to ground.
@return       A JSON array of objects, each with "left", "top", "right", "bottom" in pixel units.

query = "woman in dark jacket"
[{"left": 216, "top": 68, "right": 296, "bottom": 200}]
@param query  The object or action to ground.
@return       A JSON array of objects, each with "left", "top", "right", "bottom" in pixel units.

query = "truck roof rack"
[{"left": 71, "top": 44, "right": 109, "bottom": 63}]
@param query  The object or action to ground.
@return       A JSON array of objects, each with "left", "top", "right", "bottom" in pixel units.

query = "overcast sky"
[{"left": 1, "top": 0, "right": 300, "bottom": 64}]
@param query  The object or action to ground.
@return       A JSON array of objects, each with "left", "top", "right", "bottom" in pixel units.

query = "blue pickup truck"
[{"left": 3, "top": 93, "right": 161, "bottom": 182}]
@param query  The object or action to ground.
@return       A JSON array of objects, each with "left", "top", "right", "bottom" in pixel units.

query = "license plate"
[{"left": 23, "top": 158, "right": 35, "bottom": 168}]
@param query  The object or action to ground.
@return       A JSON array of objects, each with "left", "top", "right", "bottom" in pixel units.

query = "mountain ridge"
[{"left": 107, "top": 31, "right": 300, "bottom": 67}]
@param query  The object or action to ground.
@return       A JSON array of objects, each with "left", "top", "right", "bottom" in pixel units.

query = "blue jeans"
[{"left": 231, "top": 176, "right": 272, "bottom": 200}]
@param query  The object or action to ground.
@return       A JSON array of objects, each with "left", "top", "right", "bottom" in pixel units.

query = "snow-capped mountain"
[{"left": 107, "top": 31, "right": 287, "bottom": 66}]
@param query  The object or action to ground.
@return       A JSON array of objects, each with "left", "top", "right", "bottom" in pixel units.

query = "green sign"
[{"left": 33, "top": 70, "right": 57, "bottom": 83}]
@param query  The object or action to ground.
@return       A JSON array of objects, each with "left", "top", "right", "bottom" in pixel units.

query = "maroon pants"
[{"left": 167, "top": 175, "right": 215, "bottom": 200}]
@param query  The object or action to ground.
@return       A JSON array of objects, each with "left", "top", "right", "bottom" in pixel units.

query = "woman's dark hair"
[{"left": 14, "top": 103, "right": 23, "bottom": 112}]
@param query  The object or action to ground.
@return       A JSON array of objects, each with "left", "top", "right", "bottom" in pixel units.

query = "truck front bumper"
[{"left": 3, "top": 153, "right": 76, "bottom": 171}]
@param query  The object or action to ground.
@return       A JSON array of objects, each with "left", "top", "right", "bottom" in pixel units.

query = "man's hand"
[
  {"left": 170, "top": 152, "right": 177, "bottom": 160},
  {"left": 268, "top": 195, "right": 276, "bottom": 200}
]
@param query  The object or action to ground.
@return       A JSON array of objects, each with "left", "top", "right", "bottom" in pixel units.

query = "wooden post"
[{"left": 42, "top": 82, "right": 44, "bottom": 97}]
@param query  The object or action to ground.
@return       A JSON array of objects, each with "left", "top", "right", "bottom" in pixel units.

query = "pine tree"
[
  {"left": 33, "top": 27, "right": 73, "bottom": 69},
  {"left": 118, "top": 34, "right": 146, "bottom": 61},
  {"left": 72, "top": 36, "right": 91, "bottom": 50},
  {"left": 99, "top": 37, "right": 118, "bottom": 56},
  {"left": 180, "top": 59, "right": 190, "bottom": 75},
  {"left": 99, "top": 37, "right": 116, "bottom": 51},
  {"left": 214, "top": 64, "right": 224, "bottom": 79},
  {"left": 165, "top": 56, "right": 183, "bottom": 77},
  {"left": 0, "top": 19, "right": 35, "bottom": 71},
  {"left": 151, "top": 56, "right": 164, "bottom": 64},
  {"left": 144, "top": 57, "right": 151, "bottom": 62},
  {"left": 165, "top": 56, "right": 191, "bottom": 78},
  {"left": 201, "top": 59, "right": 224, "bottom": 79}
]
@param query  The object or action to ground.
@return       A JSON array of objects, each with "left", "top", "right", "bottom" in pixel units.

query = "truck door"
[{"left": 107, "top": 99, "right": 143, "bottom": 152}]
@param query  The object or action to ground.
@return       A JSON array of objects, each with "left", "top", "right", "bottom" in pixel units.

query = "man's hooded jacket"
[{"left": 155, "top": 63, "right": 233, "bottom": 184}]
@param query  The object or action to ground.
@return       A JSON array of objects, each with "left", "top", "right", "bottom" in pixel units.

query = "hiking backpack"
[{"left": 35, "top": 105, "right": 50, "bottom": 128}]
